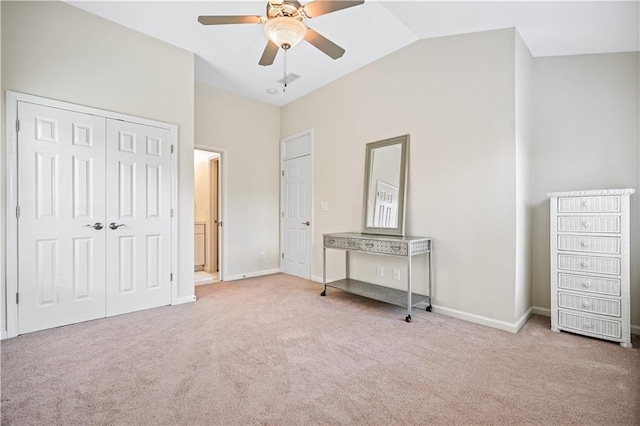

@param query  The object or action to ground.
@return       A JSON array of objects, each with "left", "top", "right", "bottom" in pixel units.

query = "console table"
[{"left": 322, "top": 232, "right": 433, "bottom": 322}]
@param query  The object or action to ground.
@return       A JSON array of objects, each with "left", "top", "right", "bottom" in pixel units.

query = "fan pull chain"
[{"left": 283, "top": 48, "right": 288, "bottom": 93}]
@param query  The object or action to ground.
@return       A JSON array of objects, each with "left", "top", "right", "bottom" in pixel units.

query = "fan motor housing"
[{"left": 266, "top": 2, "right": 302, "bottom": 20}]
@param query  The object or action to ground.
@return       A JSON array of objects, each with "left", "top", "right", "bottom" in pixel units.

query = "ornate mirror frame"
[{"left": 362, "top": 135, "right": 409, "bottom": 236}]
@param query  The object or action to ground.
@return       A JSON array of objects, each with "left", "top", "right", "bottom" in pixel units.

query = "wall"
[
  {"left": 0, "top": 2, "right": 3, "bottom": 338},
  {"left": 195, "top": 82, "right": 281, "bottom": 280},
  {"left": 1, "top": 1, "right": 196, "bottom": 335},
  {"left": 194, "top": 150, "right": 212, "bottom": 224},
  {"left": 282, "top": 29, "right": 523, "bottom": 326},
  {"left": 531, "top": 52, "right": 640, "bottom": 327},
  {"left": 514, "top": 31, "right": 534, "bottom": 322}
]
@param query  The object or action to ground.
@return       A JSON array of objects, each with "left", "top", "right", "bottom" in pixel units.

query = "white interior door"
[
  {"left": 105, "top": 119, "right": 172, "bottom": 315},
  {"left": 282, "top": 155, "right": 311, "bottom": 278},
  {"left": 17, "top": 102, "right": 107, "bottom": 334}
]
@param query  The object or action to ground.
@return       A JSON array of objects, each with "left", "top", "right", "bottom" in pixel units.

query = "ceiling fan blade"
[
  {"left": 259, "top": 40, "right": 279, "bottom": 66},
  {"left": 198, "top": 15, "right": 262, "bottom": 25},
  {"left": 302, "top": 1, "right": 364, "bottom": 18},
  {"left": 304, "top": 27, "right": 345, "bottom": 60}
]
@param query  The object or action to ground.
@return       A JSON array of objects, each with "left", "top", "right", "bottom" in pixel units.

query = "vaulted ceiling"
[{"left": 68, "top": 1, "right": 639, "bottom": 106}]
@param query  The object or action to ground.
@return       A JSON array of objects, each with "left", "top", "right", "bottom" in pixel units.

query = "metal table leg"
[{"left": 406, "top": 254, "right": 412, "bottom": 322}]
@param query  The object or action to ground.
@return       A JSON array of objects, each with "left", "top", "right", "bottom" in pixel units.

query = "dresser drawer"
[
  {"left": 557, "top": 235, "right": 620, "bottom": 255},
  {"left": 558, "top": 292, "right": 620, "bottom": 317},
  {"left": 557, "top": 216, "right": 620, "bottom": 234},
  {"left": 324, "top": 236, "right": 359, "bottom": 250},
  {"left": 558, "top": 196, "right": 620, "bottom": 213},
  {"left": 558, "top": 310, "right": 621, "bottom": 339},
  {"left": 558, "top": 273, "right": 621, "bottom": 297},
  {"left": 558, "top": 254, "right": 620, "bottom": 275},
  {"left": 360, "top": 240, "right": 408, "bottom": 255}
]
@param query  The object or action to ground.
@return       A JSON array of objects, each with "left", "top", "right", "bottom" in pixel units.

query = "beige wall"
[
  {"left": 194, "top": 151, "right": 212, "bottom": 224},
  {"left": 515, "top": 31, "right": 534, "bottom": 321},
  {"left": 195, "top": 82, "right": 281, "bottom": 280},
  {"left": 1, "top": 1, "right": 196, "bottom": 334},
  {"left": 0, "top": 2, "right": 3, "bottom": 338},
  {"left": 282, "top": 29, "right": 522, "bottom": 325},
  {"left": 531, "top": 52, "right": 640, "bottom": 327}
]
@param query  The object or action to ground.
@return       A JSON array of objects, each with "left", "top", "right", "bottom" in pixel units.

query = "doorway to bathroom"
[{"left": 194, "top": 149, "right": 222, "bottom": 285}]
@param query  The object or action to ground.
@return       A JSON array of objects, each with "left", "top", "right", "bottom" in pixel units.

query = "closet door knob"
[
  {"left": 109, "top": 223, "right": 127, "bottom": 230},
  {"left": 85, "top": 222, "right": 103, "bottom": 230}
]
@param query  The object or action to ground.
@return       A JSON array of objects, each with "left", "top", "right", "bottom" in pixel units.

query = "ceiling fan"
[{"left": 198, "top": 0, "right": 364, "bottom": 66}]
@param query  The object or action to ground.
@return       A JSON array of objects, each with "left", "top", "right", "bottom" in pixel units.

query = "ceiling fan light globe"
[{"left": 264, "top": 17, "right": 306, "bottom": 49}]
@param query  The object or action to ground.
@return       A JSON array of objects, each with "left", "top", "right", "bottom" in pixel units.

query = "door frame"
[
  {"left": 280, "top": 129, "right": 314, "bottom": 279},
  {"left": 194, "top": 145, "right": 226, "bottom": 281},
  {"left": 208, "top": 156, "right": 220, "bottom": 276},
  {"left": 4, "top": 91, "right": 180, "bottom": 339}
]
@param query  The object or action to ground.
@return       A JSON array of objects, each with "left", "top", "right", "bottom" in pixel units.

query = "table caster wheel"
[
  {"left": 426, "top": 305, "right": 432, "bottom": 312},
  {"left": 320, "top": 290, "right": 326, "bottom": 296},
  {"left": 405, "top": 315, "right": 412, "bottom": 323}
]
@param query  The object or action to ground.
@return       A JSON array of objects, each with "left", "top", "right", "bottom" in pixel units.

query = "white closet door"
[
  {"left": 17, "top": 102, "right": 107, "bottom": 334},
  {"left": 282, "top": 155, "right": 312, "bottom": 279},
  {"left": 105, "top": 119, "right": 172, "bottom": 315}
]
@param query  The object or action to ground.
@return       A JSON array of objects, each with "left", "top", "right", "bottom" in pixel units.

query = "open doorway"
[{"left": 194, "top": 149, "right": 222, "bottom": 285}]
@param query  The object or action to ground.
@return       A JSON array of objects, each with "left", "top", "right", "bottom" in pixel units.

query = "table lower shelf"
[{"left": 323, "top": 278, "right": 431, "bottom": 309}]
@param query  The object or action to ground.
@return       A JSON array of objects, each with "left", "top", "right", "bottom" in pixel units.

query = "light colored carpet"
[{"left": 1, "top": 273, "right": 638, "bottom": 425}]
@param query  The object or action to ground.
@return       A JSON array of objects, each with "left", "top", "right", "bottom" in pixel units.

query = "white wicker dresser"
[{"left": 548, "top": 188, "right": 634, "bottom": 348}]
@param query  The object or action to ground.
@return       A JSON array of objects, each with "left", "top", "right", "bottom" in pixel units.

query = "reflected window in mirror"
[{"left": 362, "top": 135, "right": 409, "bottom": 236}]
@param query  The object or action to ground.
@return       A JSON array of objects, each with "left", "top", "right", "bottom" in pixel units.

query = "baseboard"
[
  {"left": 431, "top": 305, "right": 532, "bottom": 334},
  {"left": 173, "top": 295, "right": 197, "bottom": 305},
  {"left": 532, "top": 306, "right": 551, "bottom": 317},
  {"left": 225, "top": 269, "right": 281, "bottom": 282},
  {"left": 631, "top": 324, "right": 640, "bottom": 336},
  {"left": 311, "top": 275, "right": 323, "bottom": 284},
  {"left": 1, "top": 329, "right": 7, "bottom": 340}
]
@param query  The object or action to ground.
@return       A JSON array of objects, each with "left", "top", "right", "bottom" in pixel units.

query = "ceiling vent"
[{"left": 277, "top": 73, "right": 301, "bottom": 85}]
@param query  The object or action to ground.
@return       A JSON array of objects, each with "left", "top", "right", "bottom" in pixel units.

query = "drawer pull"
[
  {"left": 326, "top": 239, "right": 335, "bottom": 245},
  {"left": 580, "top": 241, "right": 590, "bottom": 248},
  {"left": 347, "top": 241, "right": 356, "bottom": 247},
  {"left": 582, "top": 221, "right": 591, "bottom": 228},
  {"left": 582, "top": 200, "right": 590, "bottom": 208},
  {"left": 390, "top": 245, "right": 402, "bottom": 251},
  {"left": 364, "top": 243, "right": 374, "bottom": 249},
  {"left": 584, "top": 321, "right": 593, "bottom": 329},
  {"left": 581, "top": 281, "right": 591, "bottom": 288},
  {"left": 582, "top": 301, "right": 591, "bottom": 308},
  {"left": 581, "top": 262, "right": 590, "bottom": 268}
]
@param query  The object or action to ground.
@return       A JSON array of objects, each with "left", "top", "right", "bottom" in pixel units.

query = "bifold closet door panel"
[
  {"left": 17, "top": 102, "right": 107, "bottom": 334},
  {"left": 105, "top": 119, "right": 172, "bottom": 316}
]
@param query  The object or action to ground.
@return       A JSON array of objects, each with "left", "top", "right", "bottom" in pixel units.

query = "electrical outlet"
[
  {"left": 377, "top": 266, "right": 384, "bottom": 277},
  {"left": 393, "top": 269, "right": 401, "bottom": 280},
  {"left": 260, "top": 252, "right": 266, "bottom": 260}
]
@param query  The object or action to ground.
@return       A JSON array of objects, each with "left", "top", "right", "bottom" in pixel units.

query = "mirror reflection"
[{"left": 362, "top": 135, "right": 409, "bottom": 236}]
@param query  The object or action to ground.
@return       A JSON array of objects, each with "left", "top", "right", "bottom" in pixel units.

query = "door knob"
[
  {"left": 109, "top": 222, "right": 127, "bottom": 230},
  {"left": 302, "top": 221, "right": 310, "bottom": 226},
  {"left": 85, "top": 222, "right": 103, "bottom": 230}
]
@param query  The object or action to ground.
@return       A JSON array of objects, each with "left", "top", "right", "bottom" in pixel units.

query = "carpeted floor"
[{"left": 1, "top": 273, "right": 639, "bottom": 425}]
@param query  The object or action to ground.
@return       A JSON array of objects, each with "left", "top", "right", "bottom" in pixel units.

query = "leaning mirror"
[{"left": 362, "top": 135, "right": 409, "bottom": 236}]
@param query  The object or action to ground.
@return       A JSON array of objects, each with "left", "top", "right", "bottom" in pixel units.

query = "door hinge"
[
  {"left": 282, "top": 170, "right": 284, "bottom": 177},
  {"left": 170, "top": 208, "right": 174, "bottom": 218},
  {"left": 281, "top": 252, "right": 284, "bottom": 259},
  {"left": 16, "top": 206, "right": 20, "bottom": 219},
  {"left": 281, "top": 211, "right": 284, "bottom": 218},
  {"left": 170, "top": 273, "right": 173, "bottom": 281},
  {"left": 16, "top": 293, "right": 19, "bottom": 304},
  {"left": 16, "top": 120, "right": 20, "bottom": 133},
  {"left": 171, "top": 145, "right": 174, "bottom": 154}
]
